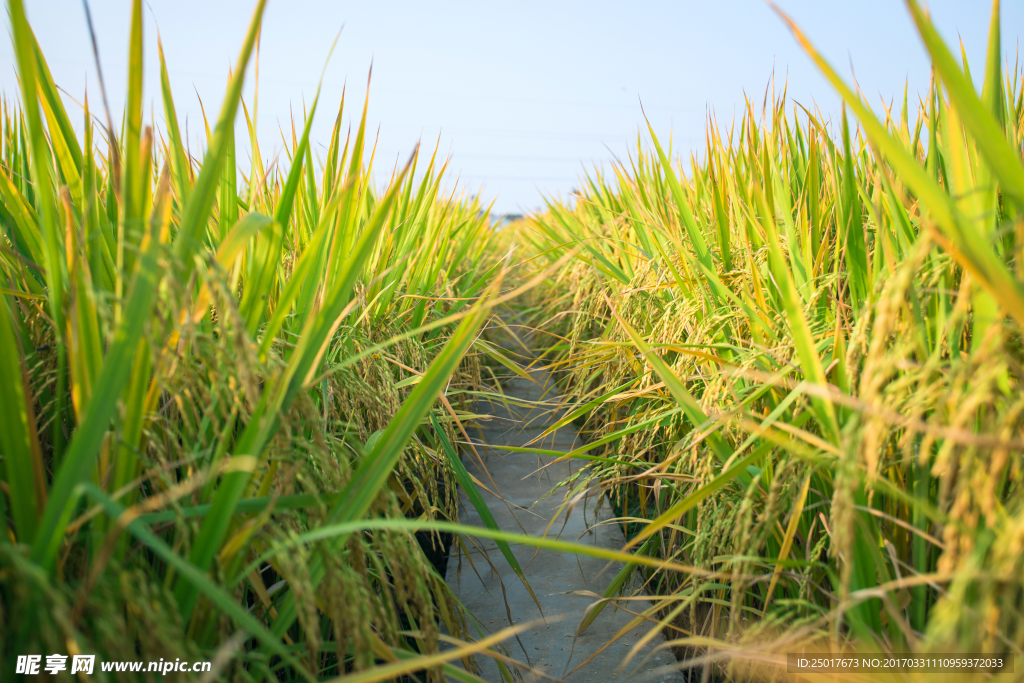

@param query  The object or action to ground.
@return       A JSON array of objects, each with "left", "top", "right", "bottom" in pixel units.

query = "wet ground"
[{"left": 445, "top": 356, "right": 684, "bottom": 683}]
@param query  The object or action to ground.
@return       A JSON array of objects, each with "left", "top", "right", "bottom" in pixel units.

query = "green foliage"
[
  {"left": 0, "top": 1, "right": 505, "bottom": 680},
  {"left": 513, "top": 0, "right": 1024, "bottom": 675}
]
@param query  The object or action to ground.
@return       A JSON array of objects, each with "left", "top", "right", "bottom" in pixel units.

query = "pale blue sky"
[{"left": 1, "top": 1, "right": 1019, "bottom": 213}]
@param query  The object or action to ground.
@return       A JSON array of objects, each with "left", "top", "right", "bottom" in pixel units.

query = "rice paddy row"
[
  {"left": 0, "top": 1, "right": 508, "bottom": 680},
  {"left": 506, "top": 1, "right": 1024, "bottom": 678}
]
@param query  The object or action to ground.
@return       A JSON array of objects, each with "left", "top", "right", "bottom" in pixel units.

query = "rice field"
[
  {"left": 0, "top": 0, "right": 506, "bottom": 679},
  {"left": 507, "top": 1, "right": 1024, "bottom": 677},
  {"left": 1, "top": 0, "right": 1023, "bottom": 681}
]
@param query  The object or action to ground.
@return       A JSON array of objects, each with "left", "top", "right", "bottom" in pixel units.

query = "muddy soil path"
[{"left": 445, "top": 333, "right": 683, "bottom": 682}]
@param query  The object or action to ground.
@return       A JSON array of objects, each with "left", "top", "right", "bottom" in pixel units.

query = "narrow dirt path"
[{"left": 446, "top": 351, "right": 683, "bottom": 682}]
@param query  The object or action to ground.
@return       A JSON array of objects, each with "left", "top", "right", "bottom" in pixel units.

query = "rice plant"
[
  {"left": 0, "top": 0, "right": 516, "bottom": 680},
  {"left": 509, "top": 0, "right": 1024, "bottom": 677}
]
